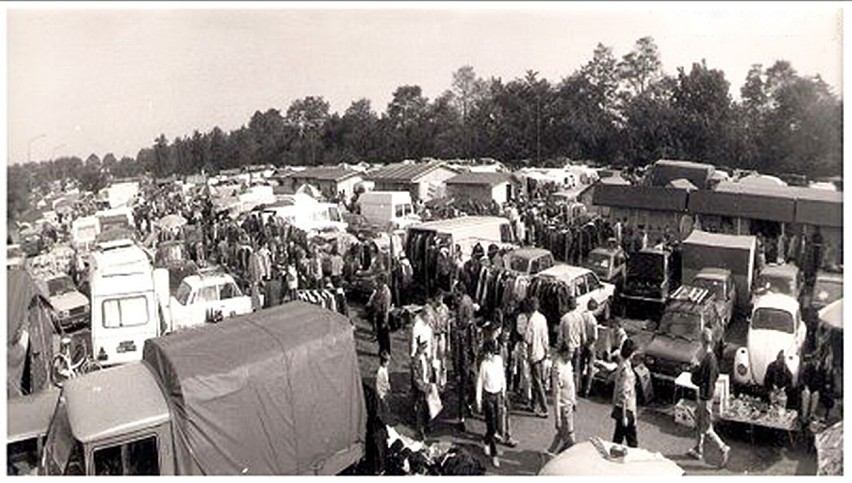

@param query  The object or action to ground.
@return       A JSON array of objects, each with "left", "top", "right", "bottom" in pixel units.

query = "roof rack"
[{"left": 671, "top": 285, "right": 711, "bottom": 304}]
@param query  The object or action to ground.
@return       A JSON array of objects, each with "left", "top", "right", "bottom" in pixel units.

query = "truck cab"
[
  {"left": 690, "top": 268, "right": 736, "bottom": 328},
  {"left": 40, "top": 363, "right": 174, "bottom": 476},
  {"left": 734, "top": 293, "right": 805, "bottom": 388},
  {"left": 642, "top": 285, "right": 725, "bottom": 381}
]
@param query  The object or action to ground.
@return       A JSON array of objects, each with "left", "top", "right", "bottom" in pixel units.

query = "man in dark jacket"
[
  {"left": 764, "top": 350, "right": 793, "bottom": 408},
  {"left": 688, "top": 328, "right": 729, "bottom": 467}
]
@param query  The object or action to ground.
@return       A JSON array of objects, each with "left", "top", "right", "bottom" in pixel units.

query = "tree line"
[{"left": 9, "top": 37, "right": 842, "bottom": 221}]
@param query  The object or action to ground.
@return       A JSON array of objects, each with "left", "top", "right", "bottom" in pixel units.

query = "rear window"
[
  {"left": 757, "top": 274, "right": 795, "bottom": 296},
  {"left": 628, "top": 252, "right": 664, "bottom": 280},
  {"left": 751, "top": 308, "right": 794, "bottom": 333},
  {"left": 102, "top": 296, "right": 149, "bottom": 328}
]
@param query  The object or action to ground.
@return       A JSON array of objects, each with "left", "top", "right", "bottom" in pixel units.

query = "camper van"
[
  {"left": 262, "top": 194, "right": 347, "bottom": 234},
  {"left": 88, "top": 240, "right": 163, "bottom": 367},
  {"left": 359, "top": 191, "right": 420, "bottom": 230},
  {"left": 406, "top": 216, "right": 517, "bottom": 262}
]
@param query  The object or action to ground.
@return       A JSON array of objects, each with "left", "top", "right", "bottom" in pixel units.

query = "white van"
[
  {"left": 262, "top": 194, "right": 347, "bottom": 234},
  {"left": 406, "top": 216, "right": 517, "bottom": 262},
  {"left": 89, "top": 239, "right": 162, "bottom": 366},
  {"left": 359, "top": 191, "right": 421, "bottom": 230}
]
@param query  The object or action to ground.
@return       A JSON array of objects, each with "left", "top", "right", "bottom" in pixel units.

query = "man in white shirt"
[
  {"left": 476, "top": 339, "right": 506, "bottom": 468},
  {"left": 523, "top": 297, "right": 550, "bottom": 418},
  {"left": 548, "top": 342, "right": 577, "bottom": 454}
]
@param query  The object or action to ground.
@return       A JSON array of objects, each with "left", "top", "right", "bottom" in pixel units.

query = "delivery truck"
[
  {"left": 39, "top": 301, "right": 366, "bottom": 476},
  {"left": 358, "top": 191, "right": 421, "bottom": 230},
  {"left": 681, "top": 230, "right": 756, "bottom": 314}
]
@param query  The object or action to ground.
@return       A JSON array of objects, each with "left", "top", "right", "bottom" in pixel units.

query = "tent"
[
  {"left": 142, "top": 301, "right": 366, "bottom": 475},
  {"left": 819, "top": 299, "right": 843, "bottom": 331},
  {"left": 7, "top": 269, "right": 56, "bottom": 398}
]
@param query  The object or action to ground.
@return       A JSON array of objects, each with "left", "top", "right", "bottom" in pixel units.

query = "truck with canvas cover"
[
  {"left": 681, "top": 230, "right": 756, "bottom": 314},
  {"left": 39, "top": 301, "right": 366, "bottom": 476}
]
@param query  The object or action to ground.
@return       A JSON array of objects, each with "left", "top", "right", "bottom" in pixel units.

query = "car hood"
[
  {"left": 50, "top": 291, "right": 89, "bottom": 311},
  {"left": 644, "top": 335, "right": 701, "bottom": 365},
  {"left": 747, "top": 329, "right": 796, "bottom": 385}
]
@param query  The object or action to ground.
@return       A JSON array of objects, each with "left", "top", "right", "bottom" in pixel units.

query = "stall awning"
[
  {"left": 593, "top": 183, "right": 688, "bottom": 212},
  {"left": 688, "top": 182, "right": 796, "bottom": 223},
  {"left": 794, "top": 188, "right": 843, "bottom": 228}
]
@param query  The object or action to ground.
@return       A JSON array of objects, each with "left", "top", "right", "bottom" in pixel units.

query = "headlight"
[
  {"left": 58, "top": 309, "right": 70, "bottom": 319},
  {"left": 736, "top": 363, "right": 748, "bottom": 376}
]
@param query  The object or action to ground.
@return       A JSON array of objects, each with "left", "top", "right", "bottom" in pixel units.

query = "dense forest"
[{"left": 8, "top": 37, "right": 842, "bottom": 221}]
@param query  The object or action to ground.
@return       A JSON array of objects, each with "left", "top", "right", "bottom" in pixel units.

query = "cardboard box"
[{"left": 674, "top": 398, "right": 697, "bottom": 428}]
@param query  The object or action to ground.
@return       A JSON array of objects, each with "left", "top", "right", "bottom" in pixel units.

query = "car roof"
[
  {"left": 759, "top": 263, "right": 799, "bottom": 278},
  {"left": 752, "top": 293, "right": 800, "bottom": 314},
  {"left": 414, "top": 216, "right": 509, "bottom": 231},
  {"left": 65, "top": 363, "right": 170, "bottom": 443},
  {"left": 507, "top": 248, "right": 552, "bottom": 259},
  {"left": 181, "top": 272, "right": 234, "bottom": 288},
  {"left": 694, "top": 268, "right": 731, "bottom": 281},
  {"left": 539, "top": 264, "right": 590, "bottom": 280},
  {"left": 816, "top": 271, "right": 843, "bottom": 283}
]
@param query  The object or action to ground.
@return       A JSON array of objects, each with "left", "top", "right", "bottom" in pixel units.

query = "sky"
[{"left": 6, "top": 4, "right": 844, "bottom": 164}]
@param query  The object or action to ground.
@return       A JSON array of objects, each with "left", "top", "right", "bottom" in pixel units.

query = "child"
[{"left": 376, "top": 351, "right": 392, "bottom": 420}]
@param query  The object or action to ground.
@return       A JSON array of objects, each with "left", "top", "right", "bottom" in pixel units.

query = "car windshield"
[
  {"left": 48, "top": 276, "right": 76, "bottom": 296},
  {"left": 658, "top": 310, "right": 700, "bottom": 340},
  {"left": 175, "top": 281, "right": 193, "bottom": 306},
  {"left": 813, "top": 278, "right": 843, "bottom": 307},
  {"left": 751, "top": 308, "right": 795, "bottom": 333},
  {"left": 693, "top": 277, "right": 724, "bottom": 300},
  {"left": 508, "top": 255, "right": 530, "bottom": 274},
  {"left": 587, "top": 252, "right": 611, "bottom": 270},
  {"left": 757, "top": 274, "right": 795, "bottom": 296},
  {"left": 627, "top": 252, "right": 664, "bottom": 280}
]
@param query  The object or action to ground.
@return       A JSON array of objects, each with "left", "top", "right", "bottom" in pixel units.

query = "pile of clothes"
[{"left": 383, "top": 426, "right": 485, "bottom": 476}]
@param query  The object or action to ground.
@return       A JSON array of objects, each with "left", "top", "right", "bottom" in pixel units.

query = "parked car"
[
  {"left": 734, "top": 293, "right": 805, "bottom": 388},
  {"left": 753, "top": 263, "right": 802, "bottom": 302},
  {"left": 167, "top": 271, "right": 253, "bottom": 331},
  {"left": 690, "top": 268, "right": 736, "bottom": 328},
  {"left": 536, "top": 264, "right": 615, "bottom": 320},
  {"left": 39, "top": 274, "right": 90, "bottom": 332},
  {"left": 801, "top": 269, "right": 843, "bottom": 349},
  {"left": 583, "top": 246, "right": 628, "bottom": 290},
  {"left": 642, "top": 285, "right": 726, "bottom": 381},
  {"left": 505, "top": 247, "right": 555, "bottom": 276}
]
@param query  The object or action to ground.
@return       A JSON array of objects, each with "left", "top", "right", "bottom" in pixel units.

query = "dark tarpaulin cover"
[
  {"left": 142, "top": 301, "right": 366, "bottom": 475},
  {"left": 593, "top": 183, "right": 688, "bottom": 212},
  {"left": 688, "top": 188, "right": 796, "bottom": 223},
  {"left": 7, "top": 269, "right": 54, "bottom": 397},
  {"left": 794, "top": 188, "right": 843, "bottom": 228}
]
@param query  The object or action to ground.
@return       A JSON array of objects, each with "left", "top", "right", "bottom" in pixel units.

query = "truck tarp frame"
[{"left": 142, "top": 301, "right": 365, "bottom": 475}]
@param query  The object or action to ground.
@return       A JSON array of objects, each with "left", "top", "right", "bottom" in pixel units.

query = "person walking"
[
  {"left": 548, "top": 342, "right": 577, "bottom": 455},
  {"left": 524, "top": 297, "right": 550, "bottom": 418},
  {"left": 476, "top": 339, "right": 506, "bottom": 468},
  {"left": 687, "top": 328, "right": 730, "bottom": 467},
  {"left": 556, "top": 298, "right": 585, "bottom": 391},
  {"left": 580, "top": 299, "right": 600, "bottom": 397},
  {"left": 370, "top": 274, "right": 393, "bottom": 357},
  {"left": 611, "top": 339, "right": 638, "bottom": 448},
  {"left": 453, "top": 283, "right": 476, "bottom": 432},
  {"left": 411, "top": 337, "right": 432, "bottom": 440},
  {"left": 376, "top": 350, "right": 392, "bottom": 422}
]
